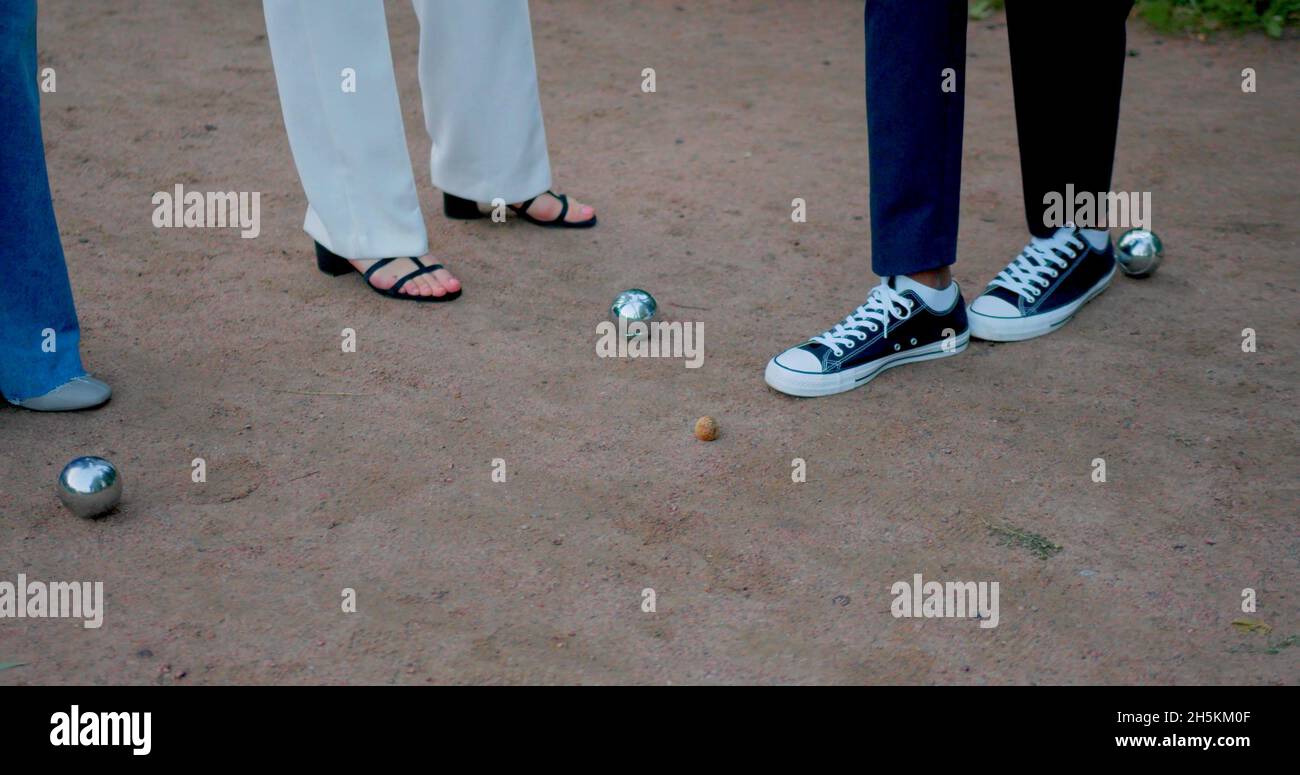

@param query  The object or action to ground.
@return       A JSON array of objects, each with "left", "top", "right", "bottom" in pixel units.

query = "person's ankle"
[{"left": 906, "top": 267, "right": 952, "bottom": 290}]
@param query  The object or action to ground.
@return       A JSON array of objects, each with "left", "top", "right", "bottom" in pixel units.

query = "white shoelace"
[
  {"left": 988, "top": 230, "right": 1087, "bottom": 302},
  {"left": 810, "top": 280, "right": 914, "bottom": 357}
]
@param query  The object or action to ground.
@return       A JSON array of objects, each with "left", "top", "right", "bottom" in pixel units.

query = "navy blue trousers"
[{"left": 865, "top": 0, "right": 1135, "bottom": 277}]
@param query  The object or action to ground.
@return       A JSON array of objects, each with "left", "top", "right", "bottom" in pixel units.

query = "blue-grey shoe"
[{"left": 7, "top": 375, "right": 112, "bottom": 411}]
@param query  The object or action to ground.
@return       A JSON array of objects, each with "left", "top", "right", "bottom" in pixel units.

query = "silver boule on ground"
[
  {"left": 1115, "top": 228, "right": 1163, "bottom": 278},
  {"left": 56, "top": 456, "right": 122, "bottom": 519},
  {"left": 609, "top": 288, "right": 657, "bottom": 337}
]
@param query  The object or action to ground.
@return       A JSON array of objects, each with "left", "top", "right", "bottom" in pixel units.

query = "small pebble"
[{"left": 694, "top": 416, "right": 719, "bottom": 442}]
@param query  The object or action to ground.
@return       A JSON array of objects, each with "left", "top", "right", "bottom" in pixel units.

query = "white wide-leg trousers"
[{"left": 263, "top": 0, "right": 552, "bottom": 260}]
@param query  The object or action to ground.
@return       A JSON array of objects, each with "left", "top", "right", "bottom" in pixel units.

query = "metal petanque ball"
[
  {"left": 1116, "top": 228, "right": 1163, "bottom": 278},
  {"left": 57, "top": 456, "right": 122, "bottom": 519},
  {"left": 610, "top": 289, "right": 657, "bottom": 332}
]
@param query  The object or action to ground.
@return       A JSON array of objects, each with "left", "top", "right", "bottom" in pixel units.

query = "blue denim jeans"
[{"left": 0, "top": 0, "right": 86, "bottom": 401}]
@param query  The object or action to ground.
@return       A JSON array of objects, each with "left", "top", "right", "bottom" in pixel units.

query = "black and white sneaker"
[
  {"left": 968, "top": 227, "right": 1117, "bottom": 342},
  {"left": 765, "top": 277, "right": 969, "bottom": 397}
]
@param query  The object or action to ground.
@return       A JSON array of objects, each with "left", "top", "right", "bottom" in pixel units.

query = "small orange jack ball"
[{"left": 694, "top": 416, "right": 719, "bottom": 442}]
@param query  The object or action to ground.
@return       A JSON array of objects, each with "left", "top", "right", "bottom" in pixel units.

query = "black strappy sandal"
[
  {"left": 314, "top": 242, "right": 461, "bottom": 303},
  {"left": 443, "top": 190, "right": 597, "bottom": 229}
]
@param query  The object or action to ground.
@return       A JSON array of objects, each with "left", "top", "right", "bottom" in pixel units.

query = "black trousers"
[{"left": 865, "top": 0, "right": 1135, "bottom": 277}]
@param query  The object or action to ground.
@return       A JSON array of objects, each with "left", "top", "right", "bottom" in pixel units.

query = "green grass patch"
[
  {"left": 969, "top": 0, "right": 1299, "bottom": 37},
  {"left": 1139, "top": 0, "right": 1299, "bottom": 37},
  {"left": 968, "top": 0, "right": 1005, "bottom": 20},
  {"left": 985, "top": 520, "right": 1063, "bottom": 560}
]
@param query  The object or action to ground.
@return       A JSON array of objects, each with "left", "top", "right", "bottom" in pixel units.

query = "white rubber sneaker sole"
[
  {"left": 764, "top": 330, "right": 970, "bottom": 398},
  {"left": 968, "top": 264, "right": 1116, "bottom": 342}
]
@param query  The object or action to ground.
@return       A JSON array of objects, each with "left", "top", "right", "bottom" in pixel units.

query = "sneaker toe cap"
[
  {"left": 772, "top": 347, "right": 823, "bottom": 374},
  {"left": 970, "top": 294, "right": 1020, "bottom": 318}
]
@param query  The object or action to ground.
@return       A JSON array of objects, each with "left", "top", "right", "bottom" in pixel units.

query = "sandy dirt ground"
[{"left": 1, "top": 1, "right": 1296, "bottom": 685}]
